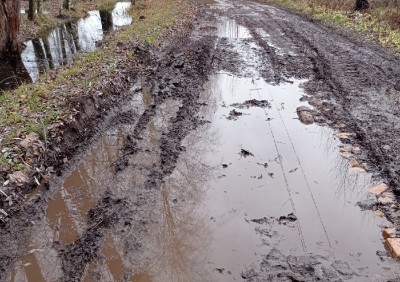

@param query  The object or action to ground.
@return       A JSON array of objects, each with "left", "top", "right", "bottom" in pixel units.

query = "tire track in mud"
[
  {"left": 225, "top": 0, "right": 400, "bottom": 230},
  {"left": 0, "top": 22, "right": 217, "bottom": 281},
  {"left": 205, "top": 1, "right": 400, "bottom": 280},
  {"left": 55, "top": 38, "right": 216, "bottom": 281}
]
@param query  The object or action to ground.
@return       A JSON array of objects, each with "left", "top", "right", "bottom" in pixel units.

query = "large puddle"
[
  {"left": 0, "top": 2, "right": 132, "bottom": 92},
  {"left": 143, "top": 74, "right": 399, "bottom": 281},
  {"left": 5, "top": 2, "right": 400, "bottom": 281}
]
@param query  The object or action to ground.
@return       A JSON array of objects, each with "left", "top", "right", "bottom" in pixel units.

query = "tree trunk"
[
  {"left": 355, "top": 0, "right": 369, "bottom": 10},
  {"left": 36, "top": 0, "right": 42, "bottom": 14},
  {"left": 28, "top": 0, "right": 35, "bottom": 21},
  {"left": 0, "top": 0, "right": 21, "bottom": 53},
  {"left": 63, "top": 0, "right": 71, "bottom": 10}
]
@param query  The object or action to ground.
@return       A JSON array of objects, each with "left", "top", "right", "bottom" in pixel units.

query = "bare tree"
[
  {"left": 0, "top": 0, "right": 21, "bottom": 53},
  {"left": 28, "top": 0, "right": 35, "bottom": 20},
  {"left": 37, "top": 0, "right": 42, "bottom": 14},
  {"left": 355, "top": 0, "right": 369, "bottom": 10},
  {"left": 63, "top": 0, "right": 72, "bottom": 10}
]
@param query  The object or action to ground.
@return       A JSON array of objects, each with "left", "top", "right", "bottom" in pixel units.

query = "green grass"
[{"left": 0, "top": 0, "right": 187, "bottom": 148}]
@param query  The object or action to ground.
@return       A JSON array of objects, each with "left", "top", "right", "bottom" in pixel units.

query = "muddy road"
[{"left": 2, "top": 0, "right": 400, "bottom": 281}]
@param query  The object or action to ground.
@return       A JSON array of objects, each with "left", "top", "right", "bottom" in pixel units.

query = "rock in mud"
[
  {"left": 352, "top": 146, "right": 362, "bottom": 154},
  {"left": 19, "top": 132, "right": 39, "bottom": 148},
  {"left": 356, "top": 199, "right": 376, "bottom": 210},
  {"left": 383, "top": 228, "right": 396, "bottom": 239},
  {"left": 8, "top": 171, "right": 29, "bottom": 186},
  {"left": 340, "top": 151, "right": 353, "bottom": 159},
  {"left": 369, "top": 183, "right": 389, "bottom": 195},
  {"left": 374, "top": 210, "right": 385, "bottom": 217},
  {"left": 348, "top": 159, "right": 360, "bottom": 168},
  {"left": 296, "top": 106, "right": 314, "bottom": 125},
  {"left": 349, "top": 166, "right": 366, "bottom": 174},
  {"left": 335, "top": 132, "right": 356, "bottom": 139},
  {"left": 386, "top": 238, "right": 400, "bottom": 258},
  {"left": 308, "top": 97, "right": 323, "bottom": 107},
  {"left": 378, "top": 194, "right": 395, "bottom": 205}
]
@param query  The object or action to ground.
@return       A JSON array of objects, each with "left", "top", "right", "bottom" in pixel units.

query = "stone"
[
  {"left": 340, "top": 151, "right": 352, "bottom": 159},
  {"left": 349, "top": 159, "right": 360, "bottom": 168},
  {"left": 349, "top": 167, "right": 366, "bottom": 174},
  {"left": 383, "top": 228, "right": 395, "bottom": 239},
  {"left": 335, "top": 133, "right": 356, "bottom": 139},
  {"left": 378, "top": 195, "right": 394, "bottom": 205},
  {"left": 8, "top": 171, "right": 29, "bottom": 186},
  {"left": 308, "top": 97, "right": 322, "bottom": 107},
  {"left": 369, "top": 183, "right": 388, "bottom": 195},
  {"left": 352, "top": 146, "right": 362, "bottom": 154},
  {"left": 339, "top": 145, "right": 352, "bottom": 153},
  {"left": 373, "top": 210, "right": 385, "bottom": 217},
  {"left": 20, "top": 132, "right": 39, "bottom": 149},
  {"left": 333, "top": 123, "right": 346, "bottom": 129},
  {"left": 385, "top": 238, "right": 400, "bottom": 258},
  {"left": 296, "top": 107, "right": 314, "bottom": 125}
]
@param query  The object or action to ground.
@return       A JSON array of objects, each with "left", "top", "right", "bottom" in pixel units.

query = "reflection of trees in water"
[
  {"left": 0, "top": 54, "right": 32, "bottom": 91},
  {"left": 100, "top": 10, "right": 113, "bottom": 32},
  {"left": 65, "top": 22, "right": 80, "bottom": 52},
  {"left": 8, "top": 129, "right": 125, "bottom": 282},
  {"left": 31, "top": 38, "right": 47, "bottom": 74},
  {"left": 142, "top": 98, "right": 220, "bottom": 282},
  {"left": 317, "top": 126, "right": 372, "bottom": 201}
]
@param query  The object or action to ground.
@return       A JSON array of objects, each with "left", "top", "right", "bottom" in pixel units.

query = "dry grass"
[{"left": 263, "top": 0, "right": 400, "bottom": 50}]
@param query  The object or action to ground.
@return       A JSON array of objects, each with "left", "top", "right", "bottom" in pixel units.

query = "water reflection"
[
  {"left": 1, "top": 2, "right": 132, "bottom": 92},
  {"left": 0, "top": 55, "right": 32, "bottom": 90}
]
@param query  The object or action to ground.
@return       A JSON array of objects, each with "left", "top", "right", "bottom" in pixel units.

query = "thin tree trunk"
[
  {"left": 355, "top": 0, "right": 370, "bottom": 10},
  {"left": 63, "top": 0, "right": 71, "bottom": 10},
  {"left": 28, "top": 0, "right": 35, "bottom": 21},
  {"left": 36, "top": 0, "right": 42, "bottom": 14},
  {"left": 0, "top": 0, "right": 21, "bottom": 53}
]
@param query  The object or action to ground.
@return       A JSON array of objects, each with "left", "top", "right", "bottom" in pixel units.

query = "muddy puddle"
[
  {"left": 5, "top": 2, "right": 400, "bottom": 281},
  {"left": 10, "top": 78, "right": 398, "bottom": 281},
  {"left": 0, "top": 2, "right": 132, "bottom": 92},
  {"left": 139, "top": 74, "right": 399, "bottom": 281}
]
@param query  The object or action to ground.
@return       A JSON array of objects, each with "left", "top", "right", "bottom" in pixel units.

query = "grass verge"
[
  {"left": 261, "top": 0, "right": 400, "bottom": 51},
  {"left": 0, "top": 0, "right": 192, "bottom": 174}
]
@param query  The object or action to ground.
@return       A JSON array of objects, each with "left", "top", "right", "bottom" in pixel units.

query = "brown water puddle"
[{"left": 7, "top": 84, "right": 182, "bottom": 282}]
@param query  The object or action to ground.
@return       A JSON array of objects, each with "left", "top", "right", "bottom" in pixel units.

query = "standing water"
[
  {"left": 4, "top": 0, "right": 400, "bottom": 281},
  {"left": 0, "top": 2, "right": 132, "bottom": 92}
]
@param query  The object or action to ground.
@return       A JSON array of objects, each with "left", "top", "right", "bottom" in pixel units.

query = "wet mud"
[{"left": 2, "top": 0, "right": 400, "bottom": 281}]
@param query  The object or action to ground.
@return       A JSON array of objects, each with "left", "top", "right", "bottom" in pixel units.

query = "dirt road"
[{"left": 2, "top": 0, "right": 400, "bottom": 281}]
